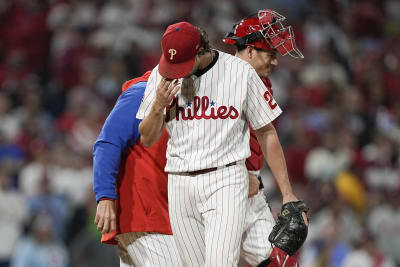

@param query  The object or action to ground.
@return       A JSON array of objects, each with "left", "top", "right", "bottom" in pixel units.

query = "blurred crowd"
[{"left": 0, "top": 0, "right": 399, "bottom": 266}]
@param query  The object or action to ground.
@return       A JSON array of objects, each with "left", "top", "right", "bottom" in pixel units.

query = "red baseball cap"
[{"left": 159, "top": 22, "right": 201, "bottom": 79}]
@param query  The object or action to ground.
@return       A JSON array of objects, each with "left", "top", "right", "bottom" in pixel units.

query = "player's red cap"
[{"left": 159, "top": 22, "right": 201, "bottom": 79}]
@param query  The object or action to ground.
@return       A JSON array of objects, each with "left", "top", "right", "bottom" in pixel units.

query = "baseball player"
[
  {"left": 137, "top": 17, "right": 305, "bottom": 267},
  {"left": 223, "top": 11, "right": 309, "bottom": 267},
  {"left": 93, "top": 72, "right": 262, "bottom": 266}
]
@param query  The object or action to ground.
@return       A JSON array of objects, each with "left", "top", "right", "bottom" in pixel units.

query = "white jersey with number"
[{"left": 136, "top": 50, "right": 282, "bottom": 173}]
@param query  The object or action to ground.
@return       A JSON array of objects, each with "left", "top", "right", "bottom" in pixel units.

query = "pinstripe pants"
[
  {"left": 241, "top": 189, "right": 275, "bottom": 266},
  {"left": 117, "top": 232, "right": 183, "bottom": 267},
  {"left": 168, "top": 163, "right": 249, "bottom": 267}
]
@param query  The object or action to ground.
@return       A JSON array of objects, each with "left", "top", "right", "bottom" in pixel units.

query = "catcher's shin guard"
[{"left": 257, "top": 247, "right": 299, "bottom": 267}]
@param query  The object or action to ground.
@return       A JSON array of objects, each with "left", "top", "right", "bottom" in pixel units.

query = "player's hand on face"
[
  {"left": 154, "top": 78, "right": 180, "bottom": 109},
  {"left": 248, "top": 173, "right": 260, "bottom": 198},
  {"left": 94, "top": 199, "right": 117, "bottom": 234}
]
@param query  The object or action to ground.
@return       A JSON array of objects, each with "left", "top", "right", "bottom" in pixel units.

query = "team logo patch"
[{"left": 168, "top": 49, "right": 177, "bottom": 60}]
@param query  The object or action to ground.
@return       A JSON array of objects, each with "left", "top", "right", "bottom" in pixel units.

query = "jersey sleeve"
[
  {"left": 245, "top": 68, "right": 282, "bottom": 130},
  {"left": 93, "top": 83, "right": 145, "bottom": 202},
  {"left": 136, "top": 67, "right": 159, "bottom": 120}
]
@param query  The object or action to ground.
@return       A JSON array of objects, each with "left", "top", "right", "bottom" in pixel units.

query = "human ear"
[{"left": 247, "top": 46, "right": 253, "bottom": 59}]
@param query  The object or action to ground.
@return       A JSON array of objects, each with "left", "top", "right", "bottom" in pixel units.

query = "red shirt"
[{"left": 101, "top": 72, "right": 171, "bottom": 244}]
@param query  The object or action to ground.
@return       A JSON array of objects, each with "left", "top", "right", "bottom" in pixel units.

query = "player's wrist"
[
  {"left": 98, "top": 198, "right": 115, "bottom": 203},
  {"left": 152, "top": 100, "right": 166, "bottom": 113},
  {"left": 247, "top": 170, "right": 260, "bottom": 176},
  {"left": 282, "top": 193, "right": 297, "bottom": 204}
]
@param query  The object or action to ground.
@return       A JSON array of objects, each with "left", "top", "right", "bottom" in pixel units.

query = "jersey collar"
[{"left": 194, "top": 50, "right": 219, "bottom": 77}]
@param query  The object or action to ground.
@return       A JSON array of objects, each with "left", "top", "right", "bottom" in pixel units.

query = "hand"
[
  {"left": 248, "top": 173, "right": 260, "bottom": 198},
  {"left": 94, "top": 199, "right": 117, "bottom": 234},
  {"left": 154, "top": 78, "right": 180, "bottom": 109},
  {"left": 283, "top": 194, "right": 308, "bottom": 226}
]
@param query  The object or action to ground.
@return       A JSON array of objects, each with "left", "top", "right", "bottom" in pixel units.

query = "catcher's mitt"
[{"left": 268, "top": 200, "right": 309, "bottom": 256}]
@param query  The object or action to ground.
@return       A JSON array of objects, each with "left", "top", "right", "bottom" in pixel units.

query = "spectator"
[
  {"left": 0, "top": 163, "right": 27, "bottom": 267},
  {"left": 10, "top": 213, "right": 68, "bottom": 267},
  {"left": 342, "top": 234, "right": 396, "bottom": 267},
  {"left": 367, "top": 192, "right": 400, "bottom": 265},
  {"left": 27, "top": 168, "right": 69, "bottom": 239},
  {"left": 305, "top": 131, "right": 352, "bottom": 182}
]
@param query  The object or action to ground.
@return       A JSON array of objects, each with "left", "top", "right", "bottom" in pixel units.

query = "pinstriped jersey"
[{"left": 136, "top": 51, "right": 282, "bottom": 172}]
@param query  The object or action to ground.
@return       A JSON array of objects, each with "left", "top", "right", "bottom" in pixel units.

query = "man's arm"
[
  {"left": 139, "top": 101, "right": 165, "bottom": 147},
  {"left": 93, "top": 84, "right": 144, "bottom": 234},
  {"left": 139, "top": 78, "right": 180, "bottom": 147},
  {"left": 254, "top": 123, "right": 297, "bottom": 203}
]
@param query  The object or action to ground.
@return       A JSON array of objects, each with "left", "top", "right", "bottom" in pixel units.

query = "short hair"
[
  {"left": 196, "top": 26, "right": 211, "bottom": 55},
  {"left": 236, "top": 45, "right": 272, "bottom": 54},
  {"left": 235, "top": 45, "right": 247, "bottom": 52}
]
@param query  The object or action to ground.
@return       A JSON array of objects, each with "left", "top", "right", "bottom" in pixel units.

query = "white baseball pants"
[
  {"left": 168, "top": 163, "right": 249, "bottom": 267},
  {"left": 241, "top": 189, "right": 275, "bottom": 266},
  {"left": 117, "top": 232, "right": 183, "bottom": 267}
]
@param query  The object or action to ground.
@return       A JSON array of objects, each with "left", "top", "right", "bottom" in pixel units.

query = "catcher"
[{"left": 223, "top": 10, "right": 309, "bottom": 266}]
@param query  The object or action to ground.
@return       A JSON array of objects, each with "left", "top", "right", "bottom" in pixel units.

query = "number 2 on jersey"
[{"left": 263, "top": 91, "right": 277, "bottom": 110}]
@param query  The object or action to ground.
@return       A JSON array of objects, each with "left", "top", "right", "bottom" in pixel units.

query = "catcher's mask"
[{"left": 223, "top": 10, "right": 304, "bottom": 59}]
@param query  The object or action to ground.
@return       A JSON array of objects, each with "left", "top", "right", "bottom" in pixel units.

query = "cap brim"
[{"left": 158, "top": 54, "right": 196, "bottom": 79}]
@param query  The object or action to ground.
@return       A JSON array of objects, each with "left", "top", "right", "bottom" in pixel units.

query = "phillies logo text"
[{"left": 165, "top": 96, "right": 239, "bottom": 122}]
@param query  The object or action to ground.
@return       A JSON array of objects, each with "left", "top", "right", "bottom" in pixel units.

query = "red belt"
[{"left": 182, "top": 162, "right": 237, "bottom": 176}]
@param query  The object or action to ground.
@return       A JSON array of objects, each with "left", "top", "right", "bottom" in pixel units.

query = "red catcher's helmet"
[{"left": 223, "top": 10, "right": 304, "bottom": 58}]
